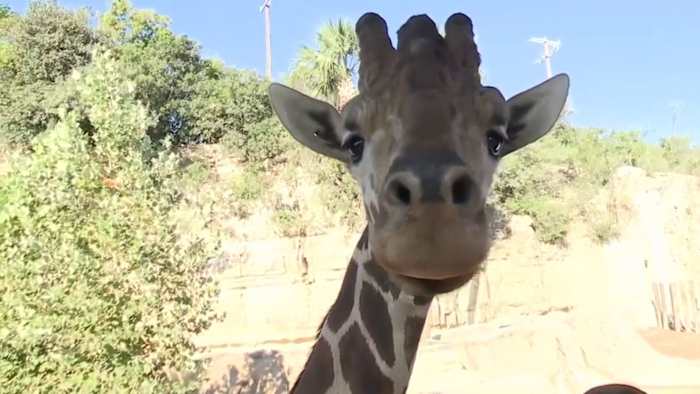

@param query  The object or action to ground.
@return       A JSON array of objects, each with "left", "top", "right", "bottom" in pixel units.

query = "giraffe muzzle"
[{"left": 370, "top": 202, "right": 491, "bottom": 284}]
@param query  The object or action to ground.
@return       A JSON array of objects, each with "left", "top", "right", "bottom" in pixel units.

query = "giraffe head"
[{"left": 269, "top": 13, "right": 569, "bottom": 295}]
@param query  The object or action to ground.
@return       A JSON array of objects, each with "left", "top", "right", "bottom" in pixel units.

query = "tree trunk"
[{"left": 336, "top": 76, "right": 356, "bottom": 110}]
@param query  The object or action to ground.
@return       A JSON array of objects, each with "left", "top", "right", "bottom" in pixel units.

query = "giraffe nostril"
[
  {"left": 386, "top": 176, "right": 415, "bottom": 206},
  {"left": 395, "top": 183, "right": 412, "bottom": 205},
  {"left": 450, "top": 175, "right": 470, "bottom": 205}
]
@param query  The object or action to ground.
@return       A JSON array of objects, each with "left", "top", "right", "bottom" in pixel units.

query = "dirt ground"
[{"left": 638, "top": 328, "right": 700, "bottom": 360}]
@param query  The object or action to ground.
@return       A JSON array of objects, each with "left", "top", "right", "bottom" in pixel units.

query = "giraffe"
[{"left": 268, "top": 11, "right": 573, "bottom": 393}]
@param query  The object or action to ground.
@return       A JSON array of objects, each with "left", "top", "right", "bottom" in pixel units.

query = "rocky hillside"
[{"left": 189, "top": 145, "right": 700, "bottom": 393}]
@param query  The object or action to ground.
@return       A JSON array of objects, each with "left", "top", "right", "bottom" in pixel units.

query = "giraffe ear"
[
  {"left": 268, "top": 83, "right": 349, "bottom": 162},
  {"left": 501, "top": 73, "right": 570, "bottom": 156}
]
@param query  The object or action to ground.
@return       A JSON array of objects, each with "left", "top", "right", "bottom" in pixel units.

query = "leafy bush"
[
  {"left": 313, "top": 158, "right": 363, "bottom": 229},
  {"left": 0, "top": 4, "right": 11, "bottom": 19},
  {"left": 588, "top": 214, "right": 620, "bottom": 244},
  {"left": 0, "top": 54, "right": 219, "bottom": 393},
  {"left": 98, "top": 0, "right": 207, "bottom": 144},
  {"left": 0, "top": 0, "right": 98, "bottom": 145},
  {"left": 1, "top": 1, "right": 96, "bottom": 84},
  {"left": 0, "top": 0, "right": 281, "bottom": 150},
  {"left": 99, "top": 1, "right": 279, "bottom": 146},
  {"left": 226, "top": 167, "right": 265, "bottom": 218},
  {"left": 222, "top": 116, "right": 293, "bottom": 164},
  {"left": 660, "top": 136, "right": 700, "bottom": 174},
  {"left": 241, "top": 117, "right": 293, "bottom": 163},
  {"left": 231, "top": 168, "right": 264, "bottom": 202},
  {"left": 493, "top": 123, "right": 700, "bottom": 244},
  {"left": 181, "top": 159, "right": 210, "bottom": 189},
  {"left": 273, "top": 204, "right": 306, "bottom": 237}
]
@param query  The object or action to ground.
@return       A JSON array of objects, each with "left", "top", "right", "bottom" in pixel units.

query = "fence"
[{"left": 651, "top": 280, "right": 700, "bottom": 333}]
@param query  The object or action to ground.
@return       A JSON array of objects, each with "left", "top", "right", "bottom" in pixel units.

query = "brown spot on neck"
[
  {"left": 340, "top": 323, "right": 394, "bottom": 394},
  {"left": 360, "top": 281, "right": 395, "bottom": 366},
  {"left": 289, "top": 337, "right": 334, "bottom": 393},
  {"left": 358, "top": 226, "right": 369, "bottom": 250},
  {"left": 413, "top": 294, "right": 432, "bottom": 306},
  {"left": 326, "top": 259, "right": 358, "bottom": 332},
  {"left": 404, "top": 316, "right": 427, "bottom": 370},
  {"left": 364, "top": 259, "right": 401, "bottom": 300}
]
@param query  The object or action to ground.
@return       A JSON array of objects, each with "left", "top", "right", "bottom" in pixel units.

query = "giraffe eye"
[
  {"left": 343, "top": 134, "right": 365, "bottom": 163},
  {"left": 487, "top": 131, "right": 504, "bottom": 157}
]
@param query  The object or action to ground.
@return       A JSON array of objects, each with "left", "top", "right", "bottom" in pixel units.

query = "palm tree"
[{"left": 288, "top": 19, "right": 358, "bottom": 109}]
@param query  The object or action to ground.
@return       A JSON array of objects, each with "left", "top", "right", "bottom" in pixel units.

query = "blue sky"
[{"left": 7, "top": 0, "right": 700, "bottom": 144}]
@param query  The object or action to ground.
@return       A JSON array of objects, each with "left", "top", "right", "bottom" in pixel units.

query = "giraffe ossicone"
[{"left": 269, "top": 11, "right": 571, "bottom": 394}]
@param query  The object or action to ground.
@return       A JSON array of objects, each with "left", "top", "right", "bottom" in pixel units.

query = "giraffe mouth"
[
  {"left": 395, "top": 272, "right": 478, "bottom": 294},
  {"left": 371, "top": 216, "right": 490, "bottom": 291}
]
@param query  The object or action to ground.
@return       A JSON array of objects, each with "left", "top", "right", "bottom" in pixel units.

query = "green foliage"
[
  {"left": 2, "top": 1, "right": 96, "bottom": 83},
  {"left": 191, "top": 68, "right": 274, "bottom": 144},
  {"left": 273, "top": 204, "right": 305, "bottom": 237},
  {"left": 225, "top": 166, "right": 264, "bottom": 218},
  {"left": 660, "top": 136, "right": 700, "bottom": 173},
  {"left": 231, "top": 168, "right": 264, "bottom": 202},
  {"left": 314, "top": 158, "right": 363, "bottom": 228},
  {"left": 0, "top": 0, "right": 278, "bottom": 149},
  {"left": 0, "top": 0, "right": 98, "bottom": 144},
  {"left": 0, "top": 54, "right": 219, "bottom": 393},
  {"left": 589, "top": 214, "right": 620, "bottom": 244},
  {"left": 97, "top": 0, "right": 278, "bottom": 147},
  {"left": 288, "top": 19, "right": 358, "bottom": 107},
  {"left": 221, "top": 117, "right": 293, "bottom": 165},
  {"left": 0, "top": 82, "right": 55, "bottom": 145},
  {"left": 181, "top": 160, "right": 210, "bottom": 189},
  {"left": 493, "top": 123, "right": 700, "bottom": 244},
  {"left": 99, "top": 0, "right": 207, "bottom": 144},
  {"left": 0, "top": 4, "right": 11, "bottom": 19},
  {"left": 240, "top": 117, "right": 293, "bottom": 163},
  {"left": 99, "top": 0, "right": 170, "bottom": 45}
]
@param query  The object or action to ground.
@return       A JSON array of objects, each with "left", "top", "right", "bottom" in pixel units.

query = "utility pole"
[
  {"left": 669, "top": 101, "right": 684, "bottom": 135},
  {"left": 260, "top": 0, "right": 272, "bottom": 80},
  {"left": 529, "top": 36, "right": 560, "bottom": 78},
  {"left": 529, "top": 36, "right": 573, "bottom": 117}
]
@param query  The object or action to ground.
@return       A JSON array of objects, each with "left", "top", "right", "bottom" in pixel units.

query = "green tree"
[
  {"left": 98, "top": 0, "right": 283, "bottom": 147},
  {"left": 0, "top": 4, "right": 13, "bottom": 68},
  {"left": 0, "top": 0, "right": 98, "bottom": 145},
  {"left": 99, "top": 0, "right": 169, "bottom": 45},
  {"left": 190, "top": 67, "right": 272, "bottom": 144},
  {"left": 491, "top": 123, "right": 700, "bottom": 244},
  {"left": 98, "top": 0, "right": 208, "bottom": 144},
  {"left": 289, "top": 19, "right": 358, "bottom": 108},
  {"left": 0, "top": 4, "right": 11, "bottom": 19},
  {"left": 0, "top": 53, "right": 219, "bottom": 393},
  {"left": 193, "top": 67, "right": 294, "bottom": 157},
  {"left": 660, "top": 136, "right": 698, "bottom": 172}
]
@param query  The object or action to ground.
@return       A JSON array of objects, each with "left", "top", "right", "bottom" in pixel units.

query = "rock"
[
  {"left": 508, "top": 214, "right": 535, "bottom": 242},
  {"left": 197, "top": 166, "right": 700, "bottom": 393}
]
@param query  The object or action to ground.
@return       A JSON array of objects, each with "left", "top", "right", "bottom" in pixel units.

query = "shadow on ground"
[{"left": 203, "top": 350, "right": 290, "bottom": 394}]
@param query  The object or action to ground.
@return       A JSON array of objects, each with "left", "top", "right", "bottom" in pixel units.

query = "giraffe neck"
[{"left": 291, "top": 228, "right": 433, "bottom": 394}]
